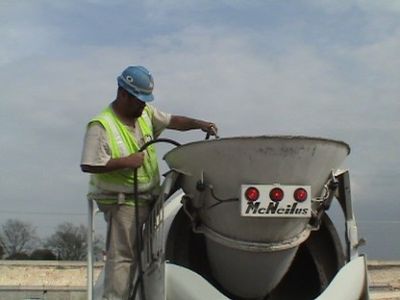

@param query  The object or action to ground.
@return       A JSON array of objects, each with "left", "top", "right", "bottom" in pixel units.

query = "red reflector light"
[
  {"left": 245, "top": 187, "right": 260, "bottom": 202},
  {"left": 294, "top": 188, "right": 308, "bottom": 202},
  {"left": 269, "top": 188, "right": 284, "bottom": 202}
]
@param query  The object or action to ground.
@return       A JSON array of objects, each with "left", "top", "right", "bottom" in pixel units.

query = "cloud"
[
  {"left": 306, "top": 0, "right": 400, "bottom": 14},
  {"left": 353, "top": 32, "right": 400, "bottom": 79},
  {"left": 0, "top": 2, "right": 62, "bottom": 66},
  {"left": 0, "top": 1, "right": 399, "bottom": 256},
  {"left": 2, "top": 21, "right": 398, "bottom": 190}
]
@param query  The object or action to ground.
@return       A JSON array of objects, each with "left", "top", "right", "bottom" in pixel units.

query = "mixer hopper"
[{"left": 164, "top": 136, "right": 350, "bottom": 298}]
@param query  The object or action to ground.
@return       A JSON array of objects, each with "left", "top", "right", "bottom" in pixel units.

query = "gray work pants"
[{"left": 98, "top": 203, "right": 150, "bottom": 300}]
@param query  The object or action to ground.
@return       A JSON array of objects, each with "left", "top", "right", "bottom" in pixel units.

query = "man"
[{"left": 80, "top": 65, "right": 217, "bottom": 300}]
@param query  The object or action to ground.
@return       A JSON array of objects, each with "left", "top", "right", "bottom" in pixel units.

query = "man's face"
[{"left": 123, "top": 91, "right": 146, "bottom": 118}]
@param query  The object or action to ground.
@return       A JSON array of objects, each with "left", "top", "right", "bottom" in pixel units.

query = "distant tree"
[
  {"left": 0, "top": 244, "right": 4, "bottom": 259},
  {"left": 45, "top": 222, "right": 103, "bottom": 261},
  {"left": 30, "top": 248, "right": 57, "bottom": 260},
  {"left": 7, "top": 252, "right": 30, "bottom": 260},
  {"left": 0, "top": 219, "right": 38, "bottom": 258}
]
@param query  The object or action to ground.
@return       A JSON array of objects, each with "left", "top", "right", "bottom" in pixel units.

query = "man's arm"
[
  {"left": 167, "top": 115, "right": 218, "bottom": 135},
  {"left": 80, "top": 152, "right": 145, "bottom": 173},
  {"left": 81, "top": 121, "right": 146, "bottom": 174}
]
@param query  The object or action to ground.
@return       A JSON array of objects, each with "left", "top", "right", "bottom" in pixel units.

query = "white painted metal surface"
[
  {"left": 315, "top": 256, "right": 368, "bottom": 300},
  {"left": 166, "top": 263, "right": 229, "bottom": 300}
]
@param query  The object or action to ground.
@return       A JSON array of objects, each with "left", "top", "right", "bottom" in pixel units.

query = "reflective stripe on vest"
[
  {"left": 88, "top": 106, "right": 160, "bottom": 194},
  {"left": 102, "top": 113, "right": 129, "bottom": 157}
]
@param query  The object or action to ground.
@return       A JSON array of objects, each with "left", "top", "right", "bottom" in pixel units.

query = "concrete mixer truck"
[{"left": 87, "top": 135, "right": 369, "bottom": 300}]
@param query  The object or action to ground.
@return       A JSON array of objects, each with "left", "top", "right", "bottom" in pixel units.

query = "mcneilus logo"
[{"left": 245, "top": 201, "right": 309, "bottom": 215}]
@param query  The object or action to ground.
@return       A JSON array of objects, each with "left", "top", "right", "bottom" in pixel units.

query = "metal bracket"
[
  {"left": 310, "top": 171, "right": 340, "bottom": 230},
  {"left": 335, "top": 170, "right": 365, "bottom": 261}
]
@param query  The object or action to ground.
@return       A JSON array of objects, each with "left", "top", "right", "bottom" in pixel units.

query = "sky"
[{"left": 0, "top": 0, "right": 399, "bottom": 260}]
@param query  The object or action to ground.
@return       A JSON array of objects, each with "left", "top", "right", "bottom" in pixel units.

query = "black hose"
[
  {"left": 206, "top": 184, "right": 239, "bottom": 209},
  {"left": 132, "top": 167, "right": 144, "bottom": 300},
  {"left": 139, "top": 138, "right": 181, "bottom": 152},
  {"left": 130, "top": 138, "right": 181, "bottom": 300}
]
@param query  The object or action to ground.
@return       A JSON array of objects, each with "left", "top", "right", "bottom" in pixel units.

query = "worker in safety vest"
[{"left": 80, "top": 65, "right": 217, "bottom": 300}]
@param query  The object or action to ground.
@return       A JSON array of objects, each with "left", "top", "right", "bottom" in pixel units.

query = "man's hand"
[
  {"left": 200, "top": 122, "right": 218, "bottom": 136},
  {"left": 168, "top": 115, "right": 219, "bottom": 137},
  {"left": 123, "top": 152, "right": 145, "bottom": 168}
]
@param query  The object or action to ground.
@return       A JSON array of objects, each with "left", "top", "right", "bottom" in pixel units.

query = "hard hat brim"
[{"left": 117, "top": 77, "right": 154, "bottom": 102}]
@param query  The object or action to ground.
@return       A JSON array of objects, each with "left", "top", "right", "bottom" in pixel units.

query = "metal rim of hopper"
[
  {"left": 200, "top": 224, "right": 311, "bottom": 252},
  {"left": 163, "top": 135, "right": 351, "bottom": 159}
]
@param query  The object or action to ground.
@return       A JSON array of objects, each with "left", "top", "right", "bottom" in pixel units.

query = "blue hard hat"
[{"left": 117, "top": 66, "right": 154, "bottom": 102}]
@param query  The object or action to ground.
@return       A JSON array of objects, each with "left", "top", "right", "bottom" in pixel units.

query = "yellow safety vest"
[{"left": 88, "top": 106, "right": 160, "bottom": 205}]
